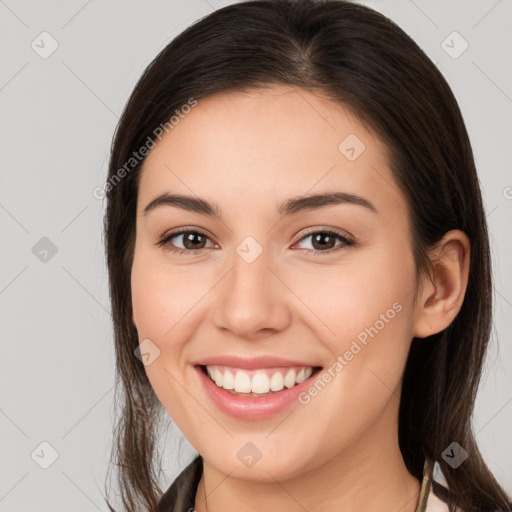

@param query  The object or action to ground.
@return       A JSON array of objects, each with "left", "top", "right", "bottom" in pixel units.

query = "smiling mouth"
[{"left": 198, "top": 364, "right": 323, "bottom": 397}]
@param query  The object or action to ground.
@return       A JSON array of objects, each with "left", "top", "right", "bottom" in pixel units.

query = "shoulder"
[
  {"left": 426, "top": 483, "right": 451, "bottom": 512},
  {"left": 428, "top": 480, "right": 469, "bottom": 512},
  {"left": 156, "top": 455, "right": 203, "bottom": 512}
]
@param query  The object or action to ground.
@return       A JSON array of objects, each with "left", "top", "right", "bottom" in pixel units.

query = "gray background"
[{"left": 1, "top": 0, "right": 511, "bottom": 510}]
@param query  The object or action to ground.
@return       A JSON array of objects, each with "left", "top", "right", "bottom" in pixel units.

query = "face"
[{"left": 131, "top": 85, "right": 421, "bottom": 481}]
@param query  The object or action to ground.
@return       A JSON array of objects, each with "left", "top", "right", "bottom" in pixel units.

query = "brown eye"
[
  {"left": 179, "top": 232, "right": 208, "bottom": 250},
  {"left": 295, "top": 230, "right": 356, "bottom": 253},
  {"left": 157, "top": 229, "right": 216, "bottom": 255}
]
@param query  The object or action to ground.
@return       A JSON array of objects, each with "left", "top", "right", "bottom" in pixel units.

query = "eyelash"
[{"left": 156, "top": 227, "right": 357, "bottom": 256}]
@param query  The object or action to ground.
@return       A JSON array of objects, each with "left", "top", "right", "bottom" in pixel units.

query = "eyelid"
[
  {"left": 156, "top": 226, "right": 216, "bottom": 249},
  {"left": 291, "top": 227, "right": 356, "bottom": 253},
  {"left": 293, "top": 225, "right": 355, "bottom": 244},
  {"left": 156, "top": 226, "right": 356, "bottom": 255},
  {"left": 157, "top": 226, "right": 212, "bottom": 242}
]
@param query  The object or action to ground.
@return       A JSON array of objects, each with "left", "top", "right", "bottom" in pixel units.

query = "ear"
[{"left": 412, "top": 229, "right": 470, "bottom": 339}]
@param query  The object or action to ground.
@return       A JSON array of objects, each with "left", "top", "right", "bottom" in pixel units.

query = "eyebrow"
[{"left": 143, "top": 191, "right": 378, "bottom": 218}]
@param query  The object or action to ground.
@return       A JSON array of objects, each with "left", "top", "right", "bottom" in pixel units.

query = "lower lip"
[{"left": 194, "top": 365, "right": 321, "bottom": 420}]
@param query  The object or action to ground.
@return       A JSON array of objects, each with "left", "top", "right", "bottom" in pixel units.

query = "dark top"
[
  {"left": 155, "top": 455, "right": 488, "bottom": 512},
  {"left": 156, "top": 455, "right": 203, "bottom": 512}
]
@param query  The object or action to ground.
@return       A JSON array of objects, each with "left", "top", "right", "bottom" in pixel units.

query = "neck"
[{"left": 194, "top": 399, "right": 421, "bottom": 512}]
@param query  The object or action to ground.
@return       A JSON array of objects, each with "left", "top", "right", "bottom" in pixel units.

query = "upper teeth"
[{"left": 205, "top": 365, "right": 314, "bottom": 393}]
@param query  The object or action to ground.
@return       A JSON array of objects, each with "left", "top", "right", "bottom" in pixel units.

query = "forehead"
[{"left": 137, "top": 85, "right": 406, "bottom": 221}]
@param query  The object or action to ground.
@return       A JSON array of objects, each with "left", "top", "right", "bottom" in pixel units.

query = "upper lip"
[{"left": 194, "top": 355, "right": 321, "bottom": 370}]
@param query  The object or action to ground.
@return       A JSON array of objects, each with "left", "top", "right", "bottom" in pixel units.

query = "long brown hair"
[{"left": 101, "top": 1, "right": 511, "bottom": 510}]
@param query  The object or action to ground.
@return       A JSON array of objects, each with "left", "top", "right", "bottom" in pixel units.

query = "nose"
[{"left": 211, "top": 248, "right": 292, "bottom": 340}]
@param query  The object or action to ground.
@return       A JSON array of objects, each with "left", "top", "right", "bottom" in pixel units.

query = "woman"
[{"left": 102, "top": 1, "right": 511, "bottom": 511}]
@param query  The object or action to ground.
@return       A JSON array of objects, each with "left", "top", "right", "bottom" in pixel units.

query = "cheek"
[
  {"left": 131, "top": 245, "right": 203, "bottom": 340},
  {"left": 131, "top": 250, "right": 202, "bottom": 432},
  {"left": 297, "top": 286, "right": 413, "bottom": 460},
  {"left": 292, "top": 248, "right": 415, "bottom": 404},
  {"left": 342, "top": 271, "right": 414, "bottom": 408},
  {"left": 287, "top": 247, "right": 413, "bottom": 346}
]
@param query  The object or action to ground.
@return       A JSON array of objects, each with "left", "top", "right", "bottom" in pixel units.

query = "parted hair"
[{"left": 102, "top": 1, "right": 512, "bottom": 510}]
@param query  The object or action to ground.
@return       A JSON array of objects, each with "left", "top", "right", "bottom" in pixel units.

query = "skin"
[{"left": 130, "top": 85, "right": 470, "bottom": 512}]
